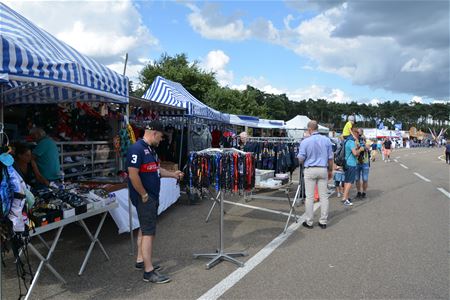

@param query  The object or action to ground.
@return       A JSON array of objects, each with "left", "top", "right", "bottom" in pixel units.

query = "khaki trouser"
[
  {"left": 371, "top": 150, "right": 377, "bottom": 161},
  {"left": 304, "top": 167, "right": 329, "bottom": 226}
]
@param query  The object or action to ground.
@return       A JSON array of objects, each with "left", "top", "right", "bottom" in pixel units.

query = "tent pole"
[
  {"left": 122, "top": 52, "right": 134, "bottom": 256},
  {"left": 178, "top": 117, "right": 185, "bottom": 169},
  {"left": 1, "top": 84, "right": 4, "bottom": 146}
]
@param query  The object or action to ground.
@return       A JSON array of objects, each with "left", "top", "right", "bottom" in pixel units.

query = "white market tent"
[
  {"left": 285, "top": 115, "right": 329, "bottom": 139},
  {"left": 0, "top": 3, "right": 128, "bottom": 105}
]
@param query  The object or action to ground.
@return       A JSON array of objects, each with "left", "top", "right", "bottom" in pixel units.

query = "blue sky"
[{"left": 6, "top": 0, "right": 449, "bottom": 104}]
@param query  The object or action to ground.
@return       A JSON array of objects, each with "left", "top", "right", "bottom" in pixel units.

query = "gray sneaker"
[
  {"left": 143, "top": 270, "right": 171, "bottom": 284},
  {"left": 135, "top": 261, "right": 161, "bottom": 271}
]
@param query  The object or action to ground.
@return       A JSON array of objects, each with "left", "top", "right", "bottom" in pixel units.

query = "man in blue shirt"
[
  {"left": 298, "top": 121, "right": 333, "bottom": 229},
  {"left": 342, "top": 127, "right": 364, "bottom": 206},
  {"left": 30, "top": 127, "right": 61, "bottom": 186},
  {"left": 127, "top": 121, "right": 184, "bottom": 284}
]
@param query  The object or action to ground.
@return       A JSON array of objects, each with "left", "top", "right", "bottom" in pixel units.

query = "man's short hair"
[
  {"left": 307, "top": 120, "right": 318, "bottom": 131},
  {"left": 239, "top": 132, "right": 248, "bottom": 138},
  {"left": 30, "top": 127, "right": 46, "bottom": 137}
]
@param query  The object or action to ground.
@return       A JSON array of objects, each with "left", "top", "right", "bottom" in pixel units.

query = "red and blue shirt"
[{"left": 126, "top": 139, "right": 161, "bottom": 203}]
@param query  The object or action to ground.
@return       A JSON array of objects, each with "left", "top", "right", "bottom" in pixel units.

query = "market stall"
[
  {"left": 0, "top": 4, "right": 136, "bottom": 299},
  {"left": 141, "top": 76, "right": 231, "bottom": 157}
]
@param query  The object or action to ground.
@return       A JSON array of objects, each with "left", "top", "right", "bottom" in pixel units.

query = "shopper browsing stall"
[
  {"left": 12, "top": 142, "right": 37, "bottom": 187},
  {"left": 127, "top": 121, "right": 184, "bottom": 284},
  {"left": 29, "top": 127, "right": 61, "bottom": 186},
  {"left": 239, "top": 131, "right": 257, "bottom": 152}
]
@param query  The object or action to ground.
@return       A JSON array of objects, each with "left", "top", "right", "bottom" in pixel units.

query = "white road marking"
[
  {"left": 400, "top": 164, "right": 409, "bottom": 169},
  {"left": 438, "top": 155, "right": 445, "bottom": 162},
  {"left": 223, "top": 200, "right": 292, "bottom": 217},
  {"left": 437, "top": 188, "right": 450, "bottom": 199},
  {"left": 395, "top": 156, "right": 401, "bottom": 159},
  {"left": 414, "top": 172, "right": 431, "bottom": 182},
  {"left": 394, "top": 159, "right": 398, "bottom": 162},
  {"left": 197, "top": 203, "right": 320, "bottom": 300}
]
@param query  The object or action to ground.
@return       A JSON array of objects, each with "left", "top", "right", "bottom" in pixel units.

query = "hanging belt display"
[{"left": 186, "top": 150, "right": 255, "bottom": 194}]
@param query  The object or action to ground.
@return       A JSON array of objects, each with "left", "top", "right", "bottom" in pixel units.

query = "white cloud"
[
  {"left": 370, "top": 98, "right": 381, "bottom": 106},
  {"left": 288, "top": 84, "right": 349, "bottom": 103},
  {"left": 107, "top": 59, "right": 151, "bottom": 86},
  {"left": 233, "top": 78, "right": 348, "bottom": 103},
  {"left": 4, "top": 0, "right": 158, "bottom": 81},
  {"left": 186, "top": 3, "right": 251, "bottom": 40},
  {"left": 201, "top": 50, "right": 234, "bottom": 86},
  {"left": 431, "top": 100, "right": 450, "bottom": 104},
  {"left": 411, "top": 96, "right": 423, "bottom": 104},
  {"left": 184, "top": 2, "right": 449, "bottom": 100},
  {"left": 237, "top": 76, "right": 284, "bottom": 95}
]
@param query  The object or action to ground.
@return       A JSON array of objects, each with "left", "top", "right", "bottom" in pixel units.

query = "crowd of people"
[{"left": 296, "top": 117, "right": 403, "bottom": 229}]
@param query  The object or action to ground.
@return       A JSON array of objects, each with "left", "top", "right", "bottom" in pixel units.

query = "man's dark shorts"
[
  {"left": 344, "top": 166, "right": 357, "bottom": 184},
  {"left": 131, "top": 196, "right": 159, "bottom": 236}
]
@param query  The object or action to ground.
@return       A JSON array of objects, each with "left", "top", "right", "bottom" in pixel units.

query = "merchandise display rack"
[
  {"left": 57, "top": 141, "right": 117, "bottom": 179},
  {"left": 192, "top": 148, "right": 249, "bottom": 269}
]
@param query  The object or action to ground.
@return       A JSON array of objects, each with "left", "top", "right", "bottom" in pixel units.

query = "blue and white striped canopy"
[
  {"left": 143, "top": 76, "right": 229, "bottom": 123},
  {"left": 0, "top": 3, "right": 128, "bottom": 105}
]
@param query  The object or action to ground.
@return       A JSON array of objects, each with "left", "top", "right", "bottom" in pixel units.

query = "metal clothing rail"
[
  {"left": 246, "top": 137, "right": 298, "bottom": 143},
  {"left": 193, "top": 148, "right": 250, "bottom": 269},
  {"left": 242, "top": 182, "right": 301, "bottom": 233},
  {"left": 23, "top": 202, "right": 118, "bottom": 300}
]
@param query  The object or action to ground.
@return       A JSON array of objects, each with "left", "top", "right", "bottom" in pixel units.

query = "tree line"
[{"left": 132, "top": 53, "right": 450, "bottom": 132}]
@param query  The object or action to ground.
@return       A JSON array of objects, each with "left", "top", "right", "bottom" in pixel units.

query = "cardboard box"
[
  {"left": 160, "top": 161, "right": 178, "bottom": 171},
  {"left": 255, "top": 169, "right": 275, "bottom": 185}
]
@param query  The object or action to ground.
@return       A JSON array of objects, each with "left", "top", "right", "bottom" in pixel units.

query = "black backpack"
[{"left": 334, "top": 139, "right": 348, "bottom": 167}]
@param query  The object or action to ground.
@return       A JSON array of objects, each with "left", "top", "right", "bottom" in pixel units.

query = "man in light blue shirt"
[{"left": 298, "top": 121, "right": 333, "bottom": 229}]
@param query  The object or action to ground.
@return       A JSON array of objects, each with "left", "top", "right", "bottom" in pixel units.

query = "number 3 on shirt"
[{"left": 131, "top": 154, "right": 138, "bottom": 164}]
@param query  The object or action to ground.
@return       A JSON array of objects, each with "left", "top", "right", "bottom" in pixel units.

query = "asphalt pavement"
[{"left": 1, "top": 147, "right": 448, "bottom": 299}]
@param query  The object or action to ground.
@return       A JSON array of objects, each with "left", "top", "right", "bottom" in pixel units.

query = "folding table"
[{"left": 24, "top": 201, "right": 118, "bottom": 300}]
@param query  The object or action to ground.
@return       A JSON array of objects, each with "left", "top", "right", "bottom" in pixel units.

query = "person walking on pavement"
[
  {"left": 370, "top": 140, "right": 378, "bottom": 162},
  {"left": 127, "top": 121, "right": 184, "bottom": 284},
  {"left": 355, "top": 128, "right": 371, "bottom": 199},
  {"left": 342, "top": 127, "right": 364, "bottom": 206},
  {"left": 382, "top": 137, "right": 393, "bottom": 162},
  {"left": 445, "top": 139, "right": 450, "bottom": 164},
  {"left": 297, "top": 121, "right": 333, "bottom": 229}
]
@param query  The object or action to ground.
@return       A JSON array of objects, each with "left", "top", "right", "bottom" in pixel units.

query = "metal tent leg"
[{"left": 128, "top": 192, "right": 134, "bottom": 256}]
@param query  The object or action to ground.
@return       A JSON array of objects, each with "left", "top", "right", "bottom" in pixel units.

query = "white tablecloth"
[{"left": 108, "top": 178, "right": 180, "bottom": 234}]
